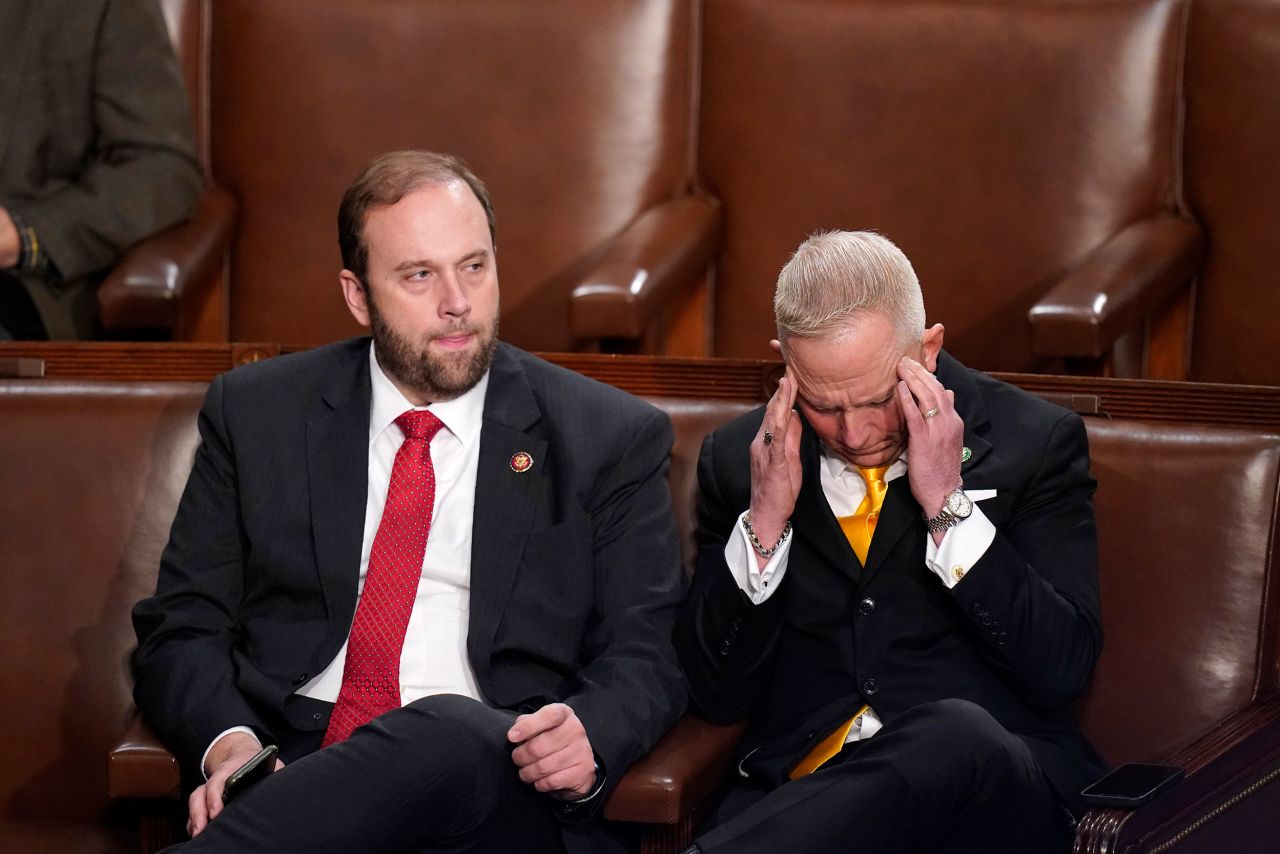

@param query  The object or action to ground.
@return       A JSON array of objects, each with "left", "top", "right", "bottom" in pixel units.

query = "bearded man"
[{"left": 132, "top": 150, "right": 686, "bottom": 854}]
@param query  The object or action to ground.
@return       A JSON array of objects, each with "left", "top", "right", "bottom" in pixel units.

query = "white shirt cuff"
[
  {"left": 724, "top": 511, "right": 792, "bottom": 604},
  {"left": 925, "top": 499, "right": 996, "bottom": 588},
  {"left": 201, "top": 726, "right": 261, "bottom": 779}
]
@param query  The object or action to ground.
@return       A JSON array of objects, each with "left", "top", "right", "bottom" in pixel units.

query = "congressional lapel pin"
[
  {"left": 510, "top": 451, "right": 534, "bottom": 473},
  {"left": 961, "top": 446, "right": 973, "bottom": 465}
]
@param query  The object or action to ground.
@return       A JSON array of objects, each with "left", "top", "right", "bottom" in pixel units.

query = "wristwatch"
[{"left": 924, "top": 489, "right": 973, "bottom": 534}]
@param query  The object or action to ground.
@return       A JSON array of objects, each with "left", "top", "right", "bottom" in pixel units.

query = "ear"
[
  {"left": 921, "top": 323, "right": 945, "bottom": 371},
  {"left": 339, "top": 270, "right": 371, "bottom": 328},
  {"left": 769, "top": 338, "right": 784, "bottom": 356}
]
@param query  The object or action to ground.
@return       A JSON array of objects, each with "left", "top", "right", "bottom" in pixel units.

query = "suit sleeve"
[
  {"left": 22, "top": 0, "right": 202, "bottom": 280},
  {"left": 948, "top": 411, "right": 1103, "bottom": 710},
  {"left": 131, "top": 375, "right": 272, "bottom": 775},
  {"left": 675, "top": 424, "right": 790, "bottom": 724},
  {"left": 561, "top": 405, "right": 688, "bottom": 805}
]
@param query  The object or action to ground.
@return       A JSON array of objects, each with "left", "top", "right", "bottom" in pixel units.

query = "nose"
[
  {"left": 838, "top": 409, "right": 878, "bottom": 448},
  {"left": 437, "top": 273, "right": 471, "bottom": 319}
]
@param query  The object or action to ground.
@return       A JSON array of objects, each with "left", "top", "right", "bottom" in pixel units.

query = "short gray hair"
[{"left": 774, "top": 231, "right": 925, "bottom": 345}]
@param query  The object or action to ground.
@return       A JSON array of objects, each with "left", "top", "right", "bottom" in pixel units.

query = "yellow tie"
[{"left": 789, "top": 465, "right": 890, "bottom": 779}]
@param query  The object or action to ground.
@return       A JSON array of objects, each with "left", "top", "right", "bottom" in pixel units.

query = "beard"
[{"left": 366, "top": 290, "right": 499, "bottom": 402}]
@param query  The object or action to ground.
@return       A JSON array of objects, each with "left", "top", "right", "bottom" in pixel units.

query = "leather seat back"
[
  {"left": 1078, "top": 417, "right": 1280, "bottom": 763},
  {"left": 0, "top": 382, "right": 204, "bottom": 825},
  {"left": 209, "top": 0, "right": 696, "bottom": 350},
  {"left": 699, "top": 0, "right": 1186, "bottom": 370}
]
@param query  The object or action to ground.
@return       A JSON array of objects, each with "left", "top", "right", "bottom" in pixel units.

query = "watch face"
[{"left": 946, "top": 490, "right": 973, "bottom": 518}]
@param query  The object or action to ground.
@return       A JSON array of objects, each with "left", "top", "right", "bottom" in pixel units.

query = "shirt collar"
[
  {"left": 820, "top": 444, "right": 909, "bottom": 482},
  {"left": 368, "top": 341, "right": 489, "bottom": 447}
]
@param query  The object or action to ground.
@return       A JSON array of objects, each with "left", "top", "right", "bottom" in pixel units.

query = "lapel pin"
[
  {"left": 509, "top": 451, "right": 534, "bottom": 473},
  {"left": 961, "top": 446, "right": 973, "bottom": 464}
]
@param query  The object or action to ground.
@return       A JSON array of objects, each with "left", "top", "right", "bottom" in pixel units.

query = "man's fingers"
[
  {"left": 508, "top": 702, "right": 570, "bottom": 743},
  {"left": 187, "top": 786, "right": 208, "bottom": 837},
  {"left": 511, "top": 724, "right": 576, "bottom": 767}
]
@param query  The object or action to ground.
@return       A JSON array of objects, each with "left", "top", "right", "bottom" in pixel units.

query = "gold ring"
[{"left": 923, "top": 407, "right": 941, "bottom": 420}]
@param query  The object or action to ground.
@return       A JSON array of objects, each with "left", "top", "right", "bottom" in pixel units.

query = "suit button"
[
  {"left": 972, "top": 603, "right": 985, "bottom": 617},
  {"left": 720, "top": 642, "right": 732, "bottom": 656},
  {"left": 980, "top": 614, "right": 992, "bottom": 626},
  {"left": 858, "top": 598, "right": 876, "bottom": 616},
  {"left": 312, "top": 712, "right": 323, "bottom": 721},
  {"left": 292, "top": 673, "right": 310, "bottom": 686},
  {"left": 862, "top": 678, "right": 879, "bottom": 696}
]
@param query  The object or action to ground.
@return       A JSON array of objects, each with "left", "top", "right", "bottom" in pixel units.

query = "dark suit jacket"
[
  {"left": 0, "top": 0, "right": 202, "bottom": 338},
  {"left": 676, "top": 352, "right": 1106, "bottom": 812},
  {"left": 132, "top": 340, "right": 687, "bottom": 817}
]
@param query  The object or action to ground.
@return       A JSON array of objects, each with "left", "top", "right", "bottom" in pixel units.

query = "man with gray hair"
[{"left": 676, "top": 231, "right": 1105, "bottom": 852}]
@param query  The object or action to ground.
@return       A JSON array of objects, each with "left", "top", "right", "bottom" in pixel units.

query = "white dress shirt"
[
  {"left": 203, "top": 344, "right": 489, "bottom": 774},
  {"left": 724, "top": 447, "right": 998, "bottom": 745}
]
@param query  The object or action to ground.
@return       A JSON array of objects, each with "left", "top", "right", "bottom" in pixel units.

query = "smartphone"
[
  {"left": 222, "top": 744, "right": 279, "bottom": 804},
  {"left": 1081, "top": 763, "right": 1185, "bottom": 808}
]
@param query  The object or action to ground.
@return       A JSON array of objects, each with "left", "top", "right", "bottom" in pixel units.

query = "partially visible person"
[{"left": 0, "top": 0, "right": 202, "bottom": 340}]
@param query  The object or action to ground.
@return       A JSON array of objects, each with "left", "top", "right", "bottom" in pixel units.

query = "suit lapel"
[
  {"left": 467, "top": 346, "right": 545, "bottom": 670},
  {"left": 305, "top": 345, "right": 372, "bottom": 634},
  {"left": 0, "top": 0, "right": 35, "bottom": 167}
]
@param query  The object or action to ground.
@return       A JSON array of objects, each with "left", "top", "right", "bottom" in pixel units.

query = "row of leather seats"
[
  {"left": 2, "top": 351, "right": 1279, "bottom": 853},
  {"left": 113, "top": 0, "right": 1279, "bottom": 384}
]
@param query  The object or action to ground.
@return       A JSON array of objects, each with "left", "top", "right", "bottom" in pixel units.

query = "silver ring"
[
  {"left": 763, "top": 430, "right": 774, "bottom": 446},
  {"left": 922, "top": 407, "right": 941, "bottom": 420}
]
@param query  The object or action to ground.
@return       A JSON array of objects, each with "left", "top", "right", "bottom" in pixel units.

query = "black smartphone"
[
  {"left": 1081, "top": 763, "right": 1185, "bottom": 808},
  {"left": 222, "top": 744, "right": 279, "bottom": 804}
]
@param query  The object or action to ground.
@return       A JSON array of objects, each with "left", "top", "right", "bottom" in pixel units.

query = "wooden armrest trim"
[{"left": 108, "top": 711, "right": 182, "bottom": 799}]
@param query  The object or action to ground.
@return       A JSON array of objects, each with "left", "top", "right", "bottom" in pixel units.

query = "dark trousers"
[
  {"left": 0, "top": 274, "right": 48, "bottom": 340},
  {"left": 165, "top": 695, "right": 567, "bottom": 854},
  {"left": 695, "top": 699, "right": 1074, "bottom": 854}
]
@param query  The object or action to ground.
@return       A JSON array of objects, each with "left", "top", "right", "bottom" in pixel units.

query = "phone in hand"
[
  {"left": 1080, "top": 762, "right": 1184, "bottom": 808},
  {"left": 222, "top": 744, "right": 278, "bottom": 804}
]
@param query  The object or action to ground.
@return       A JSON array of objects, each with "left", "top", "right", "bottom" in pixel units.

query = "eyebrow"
[
  {"left": 802, "top": 384, "right": 896, "bottom": 411},
  {"left": 392, "top": 248, "right": 490, "bottom": 273}
]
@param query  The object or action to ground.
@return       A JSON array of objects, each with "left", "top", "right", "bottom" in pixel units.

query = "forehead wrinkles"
[{"left": 790, "top": 347, "right": 900, "bottom": 410}]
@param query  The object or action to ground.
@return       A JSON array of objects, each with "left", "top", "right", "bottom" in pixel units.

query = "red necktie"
[{"left": 322, "top": 409, "right": 444, "bottom": 747}]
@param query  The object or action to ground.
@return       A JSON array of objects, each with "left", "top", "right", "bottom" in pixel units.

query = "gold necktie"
[{"left": 789, "top": 465, "right": 890, "bottom": 779}]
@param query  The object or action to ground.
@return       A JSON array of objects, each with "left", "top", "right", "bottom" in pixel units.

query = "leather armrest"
[
  {"left": 604, "top": 714, "right": 747, "bottom": 824},
  {"left": 1074, "top": 698, "right": 1280, "bottom": 853},
  {"left": 1027, "top": 213, "right": 1203, "bottom": 359},
  {"left": 98, "top": 185, "right": 238, "bottom": 331},
  {"left": 570, "top": 195, "right": 721, "bottom": 340},
  {"left": 108, "top": 710, "right": 182, "bottom": 799}
]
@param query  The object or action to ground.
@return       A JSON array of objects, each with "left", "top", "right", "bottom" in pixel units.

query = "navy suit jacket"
[
  {"left": 133, "top": 339, "right": 687, "bottom": 815},
  {"left": 677, "top": 352, "right": 1106, "bottom": 811}
]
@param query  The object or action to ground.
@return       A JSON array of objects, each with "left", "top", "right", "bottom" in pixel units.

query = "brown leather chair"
[
  {"left": 0, "top": 379, "right": 206, "bottom": 853},
  {"left": 96, "top": 0, "right": 237, "bottom": 342},
  {"left": 1182, "top": 0, "right": 1280, "bottom": 386},
  {"left": 207, "top": 0, "right": 716, "bottom": 352},
  {"left": 697, "top": 0, "right": 1202, "bottom": 376}
]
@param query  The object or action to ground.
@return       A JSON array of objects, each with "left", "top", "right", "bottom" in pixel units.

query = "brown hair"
[{"left": 338, "top": 150, "right": 496, "bottom": 285}]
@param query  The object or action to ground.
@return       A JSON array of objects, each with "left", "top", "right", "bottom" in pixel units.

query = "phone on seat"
[{"left": 1081, "top": 763, "right": 1185, "bottom": 808}]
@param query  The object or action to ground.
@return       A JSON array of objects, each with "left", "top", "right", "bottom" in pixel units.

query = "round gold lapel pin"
[{"left": 510, "top": 451, "right": 534, "bottom": 473}]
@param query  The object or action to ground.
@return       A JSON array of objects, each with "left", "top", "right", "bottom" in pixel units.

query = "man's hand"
[
  {"left": 508, "top": 703, "right": 597, "bottom": 800},
  {"left": 896, "top": 356, "right": 965, "bottom": 530},
  {"left": 187, "top": 732, "right": 285, "bottom": 837},
  {"left": 0, "top": 207, "right": 20, "bottom": 269},
  {"left": 747, "top": 367, "right": 803, "bottom": 567}
]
